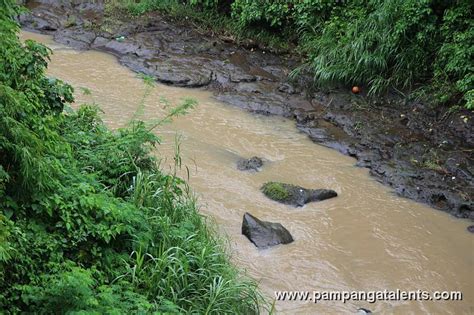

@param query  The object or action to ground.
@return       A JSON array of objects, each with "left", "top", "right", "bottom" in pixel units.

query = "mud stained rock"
[
  {"left": 241, "top": 212, "right": 293, "bottom": 249},
  {"left": 53, "top": 28, "right": 96, "bottom": 50},
  {"left": 237, "top": 156, "right": 264, "bottom": 172},
  {"left": 261, "top": 182, "right": 337, "bottom": 207}
]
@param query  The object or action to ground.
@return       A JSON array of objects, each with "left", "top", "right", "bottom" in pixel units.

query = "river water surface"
[{"left": 21, "top": 31, "right": 473, "bottom": 314}]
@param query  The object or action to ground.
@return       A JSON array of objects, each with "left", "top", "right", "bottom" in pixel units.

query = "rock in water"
[
  {"left": 306, "top": 189, "right": 338, "bottom": 203},
  {"left": 261, "top": 182, "right": 337, "bottom": 207},
  {"left": 237, "top": 156, "right": 264, "bottom": 172},
  {"left": 467, "top": 225, "right": 474, "bottom": 233},
  {"left": 241, "top": 213, "right": 293, "bottom": 249}
]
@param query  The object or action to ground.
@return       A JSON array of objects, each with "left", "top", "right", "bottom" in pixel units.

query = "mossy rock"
[
  {"left": 261, "top": 182, "right": 291, "bottom": 201},
  {"left": 261, "top": 182, "right": 337, "bottom": 207}
]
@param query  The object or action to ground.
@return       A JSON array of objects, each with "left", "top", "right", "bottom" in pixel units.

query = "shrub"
[{"left": 433, "top": 1, "right": 474, "bottom": 108}]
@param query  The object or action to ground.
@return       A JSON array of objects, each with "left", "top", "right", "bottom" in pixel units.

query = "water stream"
[{"left": 21, "top": 31, "right": 473, "bottom": 314}]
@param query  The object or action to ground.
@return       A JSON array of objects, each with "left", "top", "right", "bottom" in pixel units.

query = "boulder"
[
  {"left": 237, "top": 156, "right": 264, "bottom": 172},
  {"left": 261, "top": 182, "right": 337, "bottom": 207},
  {"left": 467, "top": 225, "right": 474, "bottom": 233},
  {"left": 241, "top": 213, "right": 293, "bottom": 249},
  {"left": 144, "top": 60, "right": 213, "bottom": 87}
]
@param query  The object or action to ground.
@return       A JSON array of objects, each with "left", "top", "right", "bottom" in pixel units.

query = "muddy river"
[{"left": 21, "top": 31, "right": 473, "bottom": 314}]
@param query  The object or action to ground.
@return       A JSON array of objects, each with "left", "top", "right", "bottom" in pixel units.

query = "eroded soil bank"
[{"left": 20, "top": 0, "right": 473, "bottom": 220}]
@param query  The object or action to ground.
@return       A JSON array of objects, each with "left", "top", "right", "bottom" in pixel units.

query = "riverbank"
[{"left": 20, "top": 0, "right": 473, "bottom": 220}]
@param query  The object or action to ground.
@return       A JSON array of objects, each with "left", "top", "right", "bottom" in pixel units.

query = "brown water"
[{"left": 21, "top": 31, "right": 473, "bottom": 314}]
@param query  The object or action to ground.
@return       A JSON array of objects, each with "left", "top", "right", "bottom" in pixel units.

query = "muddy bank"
[{"left": 20, "top": 0, "right": 473, "bottom": 220}]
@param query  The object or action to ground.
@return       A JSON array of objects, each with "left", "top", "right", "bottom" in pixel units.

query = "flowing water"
[{"left": 21, "top": 31, "right": 473, "bottom": 314}]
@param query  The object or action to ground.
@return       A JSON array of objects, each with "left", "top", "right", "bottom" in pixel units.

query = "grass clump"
[
  {"left": 0, "top": 1, "right": 263, "bottom": 313},
  {"left": 261, "top": 182, "right": 291, "bottom": 202}
]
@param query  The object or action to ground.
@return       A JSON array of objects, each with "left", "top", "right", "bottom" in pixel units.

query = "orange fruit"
[{"left": 352, "top": 86, "right": 360, "bottom": 94}]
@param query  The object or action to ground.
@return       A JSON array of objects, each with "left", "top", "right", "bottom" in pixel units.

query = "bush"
[
  {"left": 433, "top": 1, "right": 474, "bottom": 108},
  {"left": 231, "top": 1, "right": 291, "bottom": 29}
]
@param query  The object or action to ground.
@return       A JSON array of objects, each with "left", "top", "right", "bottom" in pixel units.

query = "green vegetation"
[
  {"left": 261, "top": 182, "right": 291, "bottom": 202},
  {"left": 111, "top": 0, "right": 473, "bottom": 109},
  {"left": 1, "top": 1, "right": 262, "bottom": 313}
]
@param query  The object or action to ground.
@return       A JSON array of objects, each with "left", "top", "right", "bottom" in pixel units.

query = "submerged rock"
[
  {"left": 237, "top": 156, "right": 264, "bottom": 172},
  {"left": 242, "top": 212, "right": 293, "bottom": 249},
  {"left": 261, "top": 182, "right": 337, "bottom": 207}
]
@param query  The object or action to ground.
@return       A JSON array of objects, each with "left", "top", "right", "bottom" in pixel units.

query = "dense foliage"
[
  {"left": 0, "top": 1, "right": 261, "bottom": 313},
  {"left": 117, "top": 0, "right": 473, "bottom": 109}
]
